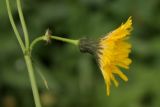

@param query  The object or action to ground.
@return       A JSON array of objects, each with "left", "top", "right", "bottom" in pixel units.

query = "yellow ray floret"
[{"left": 98, "top": 17, "right": 132, "bottom": 96}]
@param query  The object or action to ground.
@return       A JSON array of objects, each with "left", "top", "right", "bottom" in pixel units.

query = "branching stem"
[
  {"left": 5, "top": 0, "right": 42, "bottom": 107},
  {"left": 30, "top": 35, "right": 79, "bottom": 53},
  {"left": 6, "top": 1, "right": 79, "bottom": 107}
]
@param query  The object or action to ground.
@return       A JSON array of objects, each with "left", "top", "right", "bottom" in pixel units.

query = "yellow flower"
[
  {"left": 98, "top": 17, "right": 132, "bottom": 96},
  {"left": 79, "top": 17, "right": 132, "bottom": 96}
]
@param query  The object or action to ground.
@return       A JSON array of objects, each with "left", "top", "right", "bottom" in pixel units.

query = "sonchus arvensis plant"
[
  {"left": 6, "top": 0, "right": 133, "bottom": 106},
  {"left": 79, "top": 17, "right": 132, "bottom": 96}
]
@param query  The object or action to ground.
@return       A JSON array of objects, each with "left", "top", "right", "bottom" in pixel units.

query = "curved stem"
[
  {"left": 30, "top": 35, "right": 79, "bottom": 53},
  {"left": 17, "top": 0, "right": 30, "bottom": 48},
  {"left": 5, "top": 0, "right": 25, "bottom": 53},
  {"left": 30, "top": 36, "right": 43, "bottom": 52}
]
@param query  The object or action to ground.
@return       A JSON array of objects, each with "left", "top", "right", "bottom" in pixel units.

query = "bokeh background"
[{"left": 1, "top": 0, "right": 160, "bottom": 107}]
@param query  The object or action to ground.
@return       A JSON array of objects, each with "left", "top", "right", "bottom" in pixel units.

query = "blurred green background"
[{"left": 1, "top": 0, "right": 160, "bottom": 107}]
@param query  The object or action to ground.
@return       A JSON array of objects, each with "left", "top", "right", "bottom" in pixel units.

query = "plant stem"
[
  {"left": 30, "top": 36, "right": 43, "bottom": 52},
  {"left": 16, "top": 0, "right": 42, "bottom": 106},
  {"left": 50, "top": 36, "right": 79, "bottom": 45},
  {"left": 24, "top": 55, "right": 42, "bottom": 107},
  {"left": 6, "top": 0, "right": 42, "bottom": 107},
  {"left": 30, "top": 35, "right": 79, "bottom": 53},
  {"left": 17, "top": 0, "right": 30, "bottom": 48},
  {"left": 5, "top": 0, "right": 25, "bottom": 53}
]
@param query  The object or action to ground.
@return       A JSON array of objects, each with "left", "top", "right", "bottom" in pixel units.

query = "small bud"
[
  {"left": 45, "top": 28, "right": 52, "bottom": 36},
  {"left": 43, "top": 28, "right": 52, "bottom": 44}
]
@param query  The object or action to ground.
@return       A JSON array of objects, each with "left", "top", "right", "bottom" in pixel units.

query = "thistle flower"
[{"left": 79, "top": 17, "right": 132, "bottom": 96}]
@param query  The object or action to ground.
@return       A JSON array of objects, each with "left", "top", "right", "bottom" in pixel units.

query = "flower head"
[{"left": 79, "top": 17, "right": 132, "bottom": 96}]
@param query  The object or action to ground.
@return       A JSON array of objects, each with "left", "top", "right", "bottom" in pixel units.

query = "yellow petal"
[
  {"left": 112, "top": 66, "right": 128, "bottom": 81},
  {"left": 98, "top": 17, "right": 132, "bottom": 96}
]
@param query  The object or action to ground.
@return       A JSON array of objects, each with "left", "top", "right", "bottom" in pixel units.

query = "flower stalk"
[
  {"left": 30, "top": 29, "right": 79, "bottom": 53},
  {"left": 5, "top": 0, "right": 41, "bottom": 107},
  {"left": 50, "top": 36, "right": 79, "bottom": 45}
]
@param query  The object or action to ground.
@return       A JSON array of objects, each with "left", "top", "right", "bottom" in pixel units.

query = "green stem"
[
  {"left": 5, "top": 0, "right": 25, "bottom": 53},
  {"left": 30, "top": 36, "right": 43, "bottom": 53},
  {"left": 24, "top": 55, "right": 42, "bottom": 107},
  {"left": 50, "top": 36, "right": 79, "bottom": 45},
  {"left": 17, "top": 0, "right": 42, "bottom": 106},
  {"left": 17, "top": 0, "right": 30, "bottom": 48},
  {"left": 6, "top": 1, "right": 42, "bottom": 107},
  {"left": 30, "top": 35, "right": 79, "bottom": 53}
]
